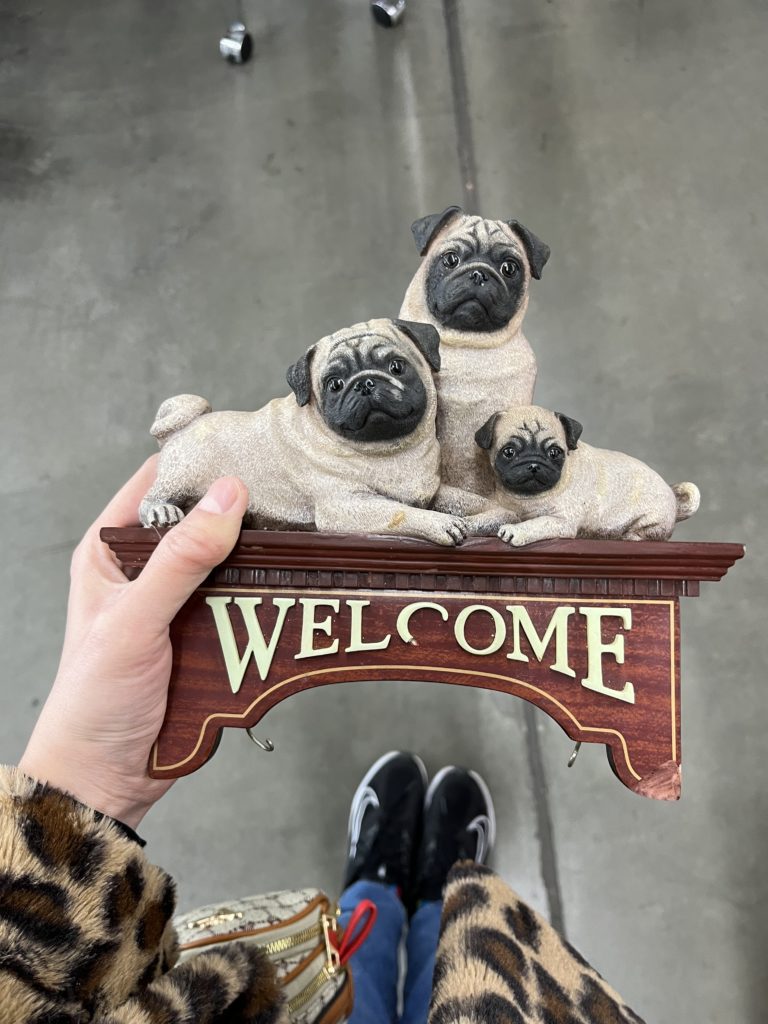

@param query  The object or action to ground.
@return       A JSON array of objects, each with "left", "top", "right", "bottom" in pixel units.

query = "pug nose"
[
  {"left": 354, "top": 378, "right": 376, "bottom": 395},
  {"left": 470, "top": 269, "right": 488, "bottom": 285},
  {"left": 529, "top": 464, "right": 539, "bottom": 475}
]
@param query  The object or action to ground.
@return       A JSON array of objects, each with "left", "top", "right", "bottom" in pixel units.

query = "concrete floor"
[{"left": 1, "top": 1, "right": 766, "bottom": 1020}]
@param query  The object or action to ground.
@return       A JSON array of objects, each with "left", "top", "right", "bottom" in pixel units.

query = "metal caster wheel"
[
  {"left": 371, "top": 1, "right": 406, "bottom": 28},
  {"left": 219, "top": 21, "right": 253, "bottom": 64}
]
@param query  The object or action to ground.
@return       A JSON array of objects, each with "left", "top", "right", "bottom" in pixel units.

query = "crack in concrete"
[
  {"left": 442, "top": 0, "right": 566, "bottom": 935},
  {"left": 442, "top": 0, "right": 480, "bottom": 213}
]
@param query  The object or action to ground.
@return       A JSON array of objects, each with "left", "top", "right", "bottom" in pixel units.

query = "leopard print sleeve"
[
  {"left": 429, "top": 862, "right": 647, "bottom": 1024},
  {"left": 0, "top": 765, "right": 285, "bottom": 1024}
]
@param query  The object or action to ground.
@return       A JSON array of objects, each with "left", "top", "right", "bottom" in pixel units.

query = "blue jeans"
[{"left": 340, "top": 881, "right": 442, "bottom": 1024}]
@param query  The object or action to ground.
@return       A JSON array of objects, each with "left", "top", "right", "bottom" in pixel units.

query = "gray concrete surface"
[{"left": 1, "top": 1, "right": 765, "bottom": 1021}]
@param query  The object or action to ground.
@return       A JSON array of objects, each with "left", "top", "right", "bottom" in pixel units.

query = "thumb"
[{"left": 124, "top": 477, "right": 248, "bottom": 630}]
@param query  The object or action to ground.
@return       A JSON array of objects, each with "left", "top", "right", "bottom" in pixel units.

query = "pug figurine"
[
  {"left": 139, "top": 319, "right": 478, "bottom": 546},
  {"left": 469, "top": 405, "right": 700, "bottom": 545},
  {"left": 399, "top": 206, "right": 550, "bottom": 496}
]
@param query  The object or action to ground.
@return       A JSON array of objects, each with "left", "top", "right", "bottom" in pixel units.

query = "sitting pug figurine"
[
  {"left": 469, "top": 405, "right": 700, "bottom": 545},
  {"left": 139, "top": 319, "right": 479, "bottom": 546},
  {"left": 399, "top": 206, "right": 550, "bottom": 496}
]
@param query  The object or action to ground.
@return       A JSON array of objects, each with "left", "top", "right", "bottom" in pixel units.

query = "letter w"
[{"left": 206, "top": 597, "right": 296, "bottom": 693}]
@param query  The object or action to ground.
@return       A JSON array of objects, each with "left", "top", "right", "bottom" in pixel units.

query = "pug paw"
[
  {"left": 410, "top": 510, "right": 467, "bottom": 546},
  {"left": 498, "top": 524, "right": 517, "bottom": 545},
  {"left": 445, "top": 516, "right": 468, "bottom": 545},
  {"left": 144, "top": 503, "right": 185, "bottom": 528},
  {"left": 466, "top": 510, "right": 510, "bottom": 536}
]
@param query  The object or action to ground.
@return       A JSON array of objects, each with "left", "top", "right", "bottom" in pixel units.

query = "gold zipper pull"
[{"left": 321, "top": 913, "right": 341, "bottom": 974}]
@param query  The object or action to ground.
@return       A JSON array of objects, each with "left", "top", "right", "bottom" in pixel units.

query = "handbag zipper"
[
  {"left": 265, "top": 905, "right": 340, "bottom": 957},
  {"left": 183, "top": 903, "right": 340, "bottom": 959},
  {"left": 263, "top": 920, "right": 323, "bottom": 956},
  {"left": 286, "top": 910, "right": 344, "bottom": 1013},
  {"left": 287, "top": 965, "right": 339, "bottom": 1014}
]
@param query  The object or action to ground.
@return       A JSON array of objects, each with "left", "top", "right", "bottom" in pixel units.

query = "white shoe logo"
[
  {"left": 349, "top": 787, "right": 380, "bottom": 857},
  {"left": 467, "top": 814, "right": 491, "bottom": 864}
]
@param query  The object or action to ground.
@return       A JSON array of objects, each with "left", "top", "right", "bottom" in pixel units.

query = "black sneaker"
[
  {"left": 343, "top": 751, "right": 428, "bottom": 895},
  {"left": 413, "top": 766, "right": 496, "bottom": 905}
]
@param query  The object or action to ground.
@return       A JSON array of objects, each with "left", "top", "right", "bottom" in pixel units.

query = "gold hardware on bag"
[
  {"left": 185, "top": 909, "right": 245, "bottom": 930},
  {"left": 321, "top": 912, "right": 341, "bottom": 974}
]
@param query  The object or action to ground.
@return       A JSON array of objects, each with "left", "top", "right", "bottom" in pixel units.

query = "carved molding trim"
[{"left": 102, "top": 528, "right": 744, "bottom": 585}]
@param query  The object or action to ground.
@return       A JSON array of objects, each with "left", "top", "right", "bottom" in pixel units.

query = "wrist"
[{"left": 19, "top": 745, "right": 153, "bottom": 831}]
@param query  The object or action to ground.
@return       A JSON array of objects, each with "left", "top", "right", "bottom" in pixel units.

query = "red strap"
[{"left": 333, "top": 900, "right": 377, "bottom": 965}]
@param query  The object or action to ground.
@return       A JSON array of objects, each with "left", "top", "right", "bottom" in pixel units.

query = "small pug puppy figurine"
[
  {"left": 470, "top": 405, "right": 700, "bottom": 545},
  {"left": 139, "top": 318, "right": 475, "bottom": 546},
  {"left": 399, "top": 206, "right": 550, "bottom": 496}
]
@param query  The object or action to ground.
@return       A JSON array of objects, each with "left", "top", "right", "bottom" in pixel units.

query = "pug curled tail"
[
  {"left": 150, "top": 394, "right": 212, "bottom": 447},
  {"left": 673, "top": 483, "right": 701, "bottom": 522}
]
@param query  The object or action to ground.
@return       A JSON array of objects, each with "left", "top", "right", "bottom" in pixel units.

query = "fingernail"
[{"left": 198, "top": 477, "right": 242, "bottom": 515}]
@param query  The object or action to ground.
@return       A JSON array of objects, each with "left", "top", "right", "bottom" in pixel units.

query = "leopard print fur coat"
[
  {"left": 0, "top": 765, "right": 644, "bottom": 1024},
  {"left": 428, "top": 862, "right": 646, "bottom": 1024},
  {"left": 0, "top": 766, "right": 286, "bottom": 1024}
]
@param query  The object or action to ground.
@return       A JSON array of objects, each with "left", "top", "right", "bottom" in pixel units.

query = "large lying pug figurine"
[
  {"left": 470, "top": 405, "right": 700, "bottom": 545},
  {"left": 139, "top": 318, "right": 475, "bottom": 545},
  {"left": 399, "top": 206, "right": 550, "bottom": 496}
]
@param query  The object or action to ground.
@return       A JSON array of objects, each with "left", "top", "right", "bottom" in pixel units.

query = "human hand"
[{"left": 19, "top": 459, "right": 248, "bottom": 829}]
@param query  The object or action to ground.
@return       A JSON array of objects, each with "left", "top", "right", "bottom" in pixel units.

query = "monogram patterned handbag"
[{"left": 174, "top": 888, "right": 376, "bottom": 1024}]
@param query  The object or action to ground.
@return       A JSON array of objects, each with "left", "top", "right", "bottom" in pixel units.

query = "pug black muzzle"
[
  {"left": 321, "top": 363, "right": 428, "bottom": 443},
  {"left": 426, "top": 258, "right": 524, "bottom": 332},
  {"left": 494, "top": 437, "right": 566, "bottom": 496}
]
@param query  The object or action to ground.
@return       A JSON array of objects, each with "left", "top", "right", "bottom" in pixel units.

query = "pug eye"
[
  {"left": 442, "top": 251, "right": 460, "bottom": 269},
  {"left": 389, "top": 359, "right": 405, "bottom": 375},
  {"left": 327, "top": 378, "right": 345, "bottom": 392},
  {"left": 501, "top": 447, "right": 517, "bottom": 460},
  {"left": 548, "top": 445, "right": 564, "bottom": 459},
  {"left": 500, "top": 260, "right": 519, "bottom": 278}
]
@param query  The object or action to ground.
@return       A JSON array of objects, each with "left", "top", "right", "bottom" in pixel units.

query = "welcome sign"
[{"left": 101, "top": 529, "right": 743, "bottom": 800}]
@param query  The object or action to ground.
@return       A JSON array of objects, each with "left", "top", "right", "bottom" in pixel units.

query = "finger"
[
  {"left": 61, "top": 457, "right": 160, "bottom": 653},
  {"left": 122, "top": 477, "right": 248, "bottom": 630}
]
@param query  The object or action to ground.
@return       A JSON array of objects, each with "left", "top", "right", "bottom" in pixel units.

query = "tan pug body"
[
  {"left": 140, "top": 319, "right": 471, "bottom": 546},
  {"left": 400, "top": 207, "right": 549, "bottom": 496},
  {"left": 471, "top": 405, "right": 700, "bottom": 546}
]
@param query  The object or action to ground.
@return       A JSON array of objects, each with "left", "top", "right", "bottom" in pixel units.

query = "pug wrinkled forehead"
[
  {"left": 411, "top": 206, "right": 550, "bottom": 334},
  {"left": 286, "top": 317, "right": 441, "bottom": 444},
  {"left": 475, "top": 406, "right": 582, "bottom": 496}
]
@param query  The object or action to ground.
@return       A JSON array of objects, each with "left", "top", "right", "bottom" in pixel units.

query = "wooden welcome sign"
[{"left": 102, "top": 530, "right": 742, "bottom": 801}]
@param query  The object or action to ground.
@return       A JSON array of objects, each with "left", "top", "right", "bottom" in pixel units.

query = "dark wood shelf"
[
  {"left": 100, "top": 527, "right": 744, "bottom": 800},
  {"left": 102, "top": 528, "right": 744, "bottom": 588}
]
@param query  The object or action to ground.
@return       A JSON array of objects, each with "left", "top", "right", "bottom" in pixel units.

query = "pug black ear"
[
  {"left": 411, "top": 206, "right": 463, "bottom": 255},
  {"left": 555, "top": 412, "right": 583, "bottom": 450},
  {"left": 508, "top": 220, "right": 551, "bottom": 280},
  {"left": 475, "top": 412, "right": 501, "bottom": 451},
  {"left": 286, "top": 346, "right": 315, "bottom": 407},
  {"left": 394, "top": 319, "right": 441, "bottom": 372}
]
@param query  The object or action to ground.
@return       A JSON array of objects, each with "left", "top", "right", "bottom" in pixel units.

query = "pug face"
[
  {"left": 319, "top": 334, "right": 428, "bottom": 442},
  {"left": 410, "top": 208, "right": 550, "bottom": 335},
  {"left": 426, "top": 223, "right": 528, "bottom": 332},
  {"left": 494, "top": 421, "right": 567, "bottom": 495},
  {"left": 286, "top": 318, "right": 441, "bottom": 445},
  {"left": 475, "top": 406, "right": 583, "bottom": 496}
]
